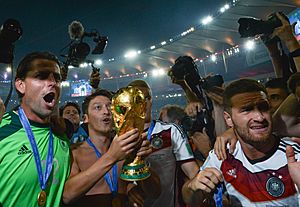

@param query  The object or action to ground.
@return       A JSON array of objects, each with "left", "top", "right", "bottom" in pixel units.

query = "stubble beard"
[{"left": 234, "top": 122, "right": 272, "bottom": 146}]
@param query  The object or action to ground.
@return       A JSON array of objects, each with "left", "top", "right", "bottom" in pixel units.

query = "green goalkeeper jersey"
[{"left": 0, "top": 111, "right": 71, "bottom": 207}]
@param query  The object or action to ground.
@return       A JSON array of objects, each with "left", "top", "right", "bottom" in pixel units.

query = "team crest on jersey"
[
  {"left": 151, "top": 135, "right": 163, "bottom": 149},
  {"left": 266, "top": 176, "right": 285, "bottom": 197}
]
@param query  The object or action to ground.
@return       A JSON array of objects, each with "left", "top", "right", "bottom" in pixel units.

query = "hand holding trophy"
[{"left": 111, "top": 86, "right": 151, "bottom": 181}]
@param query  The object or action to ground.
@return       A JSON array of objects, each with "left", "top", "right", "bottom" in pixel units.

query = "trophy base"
[{"left": 120, "top": 162, "right": 151, "bottom": 181}]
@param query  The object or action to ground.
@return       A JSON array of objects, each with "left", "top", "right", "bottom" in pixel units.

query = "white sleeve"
[
  {"left": 200, "top": 150, "right": 222, "bottom": 171},
  {"left": 171, "top": 124, "right": 194, "bottom": 161}
]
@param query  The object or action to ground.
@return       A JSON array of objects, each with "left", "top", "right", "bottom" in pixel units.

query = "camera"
[
  {"left": 0, "top": 19, "right": 22, "bottom": 63},
  {"left": 168, "top": 56, "right": 224, "bottom": 91},
  {"left": 168, "top": 56, "right": 200, "bottom": 86},
  {"left": 238, "top": 12, "right": 288, "bottom": 38},
  {"left": 169, "top": 55, "right": 220, "bottom": 144}
]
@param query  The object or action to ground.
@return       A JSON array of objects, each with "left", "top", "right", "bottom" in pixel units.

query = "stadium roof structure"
[{"left": 98, "top": 0, "right": 300, "bottom": 78}]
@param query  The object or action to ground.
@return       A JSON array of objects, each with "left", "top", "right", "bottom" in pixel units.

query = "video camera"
[{"left": 238, "top": 12, "right": 288, "bottom": 38}]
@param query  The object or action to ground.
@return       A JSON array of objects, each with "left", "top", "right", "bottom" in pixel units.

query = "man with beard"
[
  {"left": 0, "top": 52, "right": 70, "bottom": 206},
  {"left": 63, "top": 89, "right": 160, "bottom": 207},
  {"left": 182, "top": 79, "right": 300, "bottom": 207}
]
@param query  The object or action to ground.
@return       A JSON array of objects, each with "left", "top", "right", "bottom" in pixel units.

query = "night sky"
[{"left": 0, "top": 0, "right": 224, "bottom": 64}]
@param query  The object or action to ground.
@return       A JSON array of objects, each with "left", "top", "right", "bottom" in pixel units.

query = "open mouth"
[
  {"left": 249, "top": 123, "right": 269, "bottom": 133},
  {"left": 43, "top": 92, "right": 55, "bottom": 103},
  {"left": 103, "top": 117, "right": 111, "bottom": 123}
]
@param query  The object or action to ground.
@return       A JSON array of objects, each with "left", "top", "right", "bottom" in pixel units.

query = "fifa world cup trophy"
[{"left": 111, "top": 86, "right": 151, "bottom": 181}]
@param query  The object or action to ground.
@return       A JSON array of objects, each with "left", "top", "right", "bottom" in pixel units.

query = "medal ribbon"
[
  {"left": 146, "top": 120, "right": 155, "bottom": 141},
  {"left": 86, "top": 137, "right": 118, "bottom": 196},
  {"left": 214, "top": 184, "right": 223, "bottom": 207},
  {"left": 18, "top": 107, "right": 54, "bottom": 191}
]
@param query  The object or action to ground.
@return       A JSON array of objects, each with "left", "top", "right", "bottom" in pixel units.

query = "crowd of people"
[{"left": 0, "top": 12, "right": 300, "bottom": 207}]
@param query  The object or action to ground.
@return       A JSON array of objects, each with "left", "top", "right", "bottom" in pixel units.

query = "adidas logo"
[{"left": 18, "top": 144, "right": 32, "bottom": 155}]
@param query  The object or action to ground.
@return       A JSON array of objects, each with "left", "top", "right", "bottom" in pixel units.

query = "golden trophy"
[{"left": 111, "top": 86, "right": 151, "bottom": 181}]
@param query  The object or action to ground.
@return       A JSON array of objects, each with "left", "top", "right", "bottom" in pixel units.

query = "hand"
[
  {"left": 291, "top": 137, "right": 300, "bottom": 145},
  {"left": 107, "top": 128, "right": 140, "bottom": 162},
  {"left": 128, "top": 186, "right": 145, "bottom": 207},
  {"left": 168, "top": 72, "right": 186, "bottom": 86},
  {"left": 286, "top": 145, "right": 300, "bottom": 189},
  {"left": 191, "top": 128, "right": 211, "bottom": 158},
  {"left": 89, "top": 69, "right": 101, "bottom": 89},
  {"left": 188, "top": 167, "right": 223, "bottom": 194},
  {"left": 136, "top": 138, "right": 152, "bottom": 157},
  {"left": 271, "top": 13, "right": 297, "bottom": 45},
  {"left": 214, "top": 128, "right": 237, "bottom": 161},
  {"left": 0, "top": 97, "right": 5, "bottom": 123},
  {"left": 60, "top": 65, "right": 68, "bottom": 81},
  {"left": 185, "top": 102, "right": 203, "bottom": 118}
]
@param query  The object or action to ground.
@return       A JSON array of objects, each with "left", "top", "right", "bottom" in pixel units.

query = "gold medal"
[
  {"left": 37, "top": 190, "right": 47, "bottom": 207},
  {"left": 112, "top": 196, "right": 122, "bottom": 207}
]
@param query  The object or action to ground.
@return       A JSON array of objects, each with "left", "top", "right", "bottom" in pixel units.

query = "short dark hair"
[
  {"left": 15, "top": 51, "right": 61, "bottom": 98},
  {"left": 223, "top": 79, "right": 267, "bottom": 113},
  {"left": 265, "top": 78, "right": 289, "bottom": 94},
  {"left": 287, "top": 72, "right": 300, "bottom": 94},
  {"left": 59, "top": 102, "right": 81, "bottom": 116},
  {"left": 15, "top": 51, "right": 60, "bottom": 80},
  {"left": 82, "top": 89, "right": 113, "bottom": 115},
  {"left": 160, "top": 104, "right": 186, "bottom": 123}
]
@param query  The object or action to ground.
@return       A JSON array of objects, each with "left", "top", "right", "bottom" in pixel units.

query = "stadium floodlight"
[
  {"left": 95, "top": 59, "right": 103, "bottom": 66},
  {"left": 124, "top": 50, "right": 138, "bottom": 59},
  {"left": 211, "top": 54, "right": 217, "bottom": 62},
  {"left": 245, "top": 40, "right": 255, "bottom": 50},
  {"left": 202, "top": 16, "right": 213, "bottom": 25}
]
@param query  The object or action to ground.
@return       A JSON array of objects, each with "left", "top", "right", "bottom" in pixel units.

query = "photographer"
[
  {"left": 168, "top": 56, "right": 227, "bottom": 141},
  {"left": 239, "top": 12, "right": 300, "bottom": 77},
  {"left": 271, "top": 13, "right": 300, "bottom": 73}
]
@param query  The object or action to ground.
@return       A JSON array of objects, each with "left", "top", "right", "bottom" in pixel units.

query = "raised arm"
[
  {"left": 272, "top": 13, "right": 300, "bottom": 72},
  {"left": 272, "top": 94, "right": 300, "bottom": 137}
]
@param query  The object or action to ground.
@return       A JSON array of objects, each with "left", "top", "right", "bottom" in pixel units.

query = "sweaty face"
[
  {"left": 85, "top": 96, "right": 113, "bottom": 136},
  {"left": 266, "top": 87, "right": 288, "bottom": 114},
  {"left": 227, "top": 91, "right": 273, "bottom": 145},
  {"left": 16, "top": 59, "right": 61, "bottom": 123},
  {"left": 62, "top": 106, "right": 80, "bottom": 128}
]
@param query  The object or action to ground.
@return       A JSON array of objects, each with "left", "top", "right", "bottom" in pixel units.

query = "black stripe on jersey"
[
  {"left": 23, "top": 145, "right": 29, "bottom": 150},
  {"left": 279, "top": 140, "right": 300, "bottom": 154},
  {"left": 156, "top": 120, "right": 187, "bottom": 140},
  {"left": 2, "top": 113, "right": 11, "bottom": 120},
  {"left": 278, "top": 145, "right": 300, "bottom": 154},
  {"left": 280, "top": 140, "right": 300, "bottom": 151}
]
